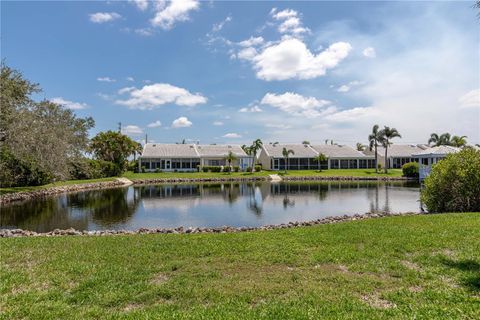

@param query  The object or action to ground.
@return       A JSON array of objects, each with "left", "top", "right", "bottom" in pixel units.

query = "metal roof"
[
  {"left": 141, "top": 144, "right": 199, "bottom": 158},
  {"left": 373, "top": 144, "right": 426, "bottom": 158},
  {"left": 412, "top": 145, "right": 460, "bottom": 157},
  {"left": 311, "top": 145, "right": 370, "bottom": 158},
  {"left": 195, "top": 144, "right": 249, "bottom": 157},
  {"left": 262, "top": 144, "right": 319, "bottom": 158}
]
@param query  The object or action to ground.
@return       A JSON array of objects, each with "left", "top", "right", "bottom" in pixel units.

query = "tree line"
[{"left": 1, "top": 64, "right": 140, "bottom": 187}]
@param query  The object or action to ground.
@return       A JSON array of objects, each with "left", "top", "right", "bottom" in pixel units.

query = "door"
[
  {"left": 165, "top": 160, "right": 171, "bottom": 170},
  {"left": 273, "top": 159, "right": 279, "bottom": 170}
]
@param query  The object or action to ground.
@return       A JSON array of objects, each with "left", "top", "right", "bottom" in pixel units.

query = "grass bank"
[
  {"left": 123, "top": 169, "right": 403, "bottom": 180},
  {"left": 0, "top": 177, "right": 116, "bottom": 195},
  {"left": 1, "top": 213, "right": 478, "bottom": 319}
]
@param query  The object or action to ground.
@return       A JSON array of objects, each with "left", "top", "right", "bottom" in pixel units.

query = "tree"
[
  {"left": 428, "top": 132, "right": 453, "bottom": 146},
  {"left": 313, "top": 153, "right": 328, "bottom": 171},
  {"left": 451, "top": 135, "right": 468, "bottom": 147},
  {"left": 421, "top": 148, "right": 480, "bottom": 212},
  {"left": 368, "top": 125, "right": 383, "bottom": 173},
  {"left": 282, "top": 147, "right": 295, "bottom": 173},
  {"left": 90, "top": 131, "right": 140, "bottom": 176},
  {"left": 356, "top": 143, "right": 366, "bottom": 151},
  {"left": 1, "top": 63, "right": 94, "bottom": 186},
  {"left": 249, "top": 139, "right": 263, "bottom": 172},
  {"left": 379, "top": 126, "right": 402, "bottom": 173},
  {"left": 224, "top": 151, "right": 237, "bottom": 173},
  {"left": 302, "top": 140, "right": 310, "bottom": 145}
]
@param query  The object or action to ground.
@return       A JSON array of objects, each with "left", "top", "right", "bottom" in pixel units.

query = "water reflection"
[{"left": 1, "top": 181, "right": 420, "bottom": 232}]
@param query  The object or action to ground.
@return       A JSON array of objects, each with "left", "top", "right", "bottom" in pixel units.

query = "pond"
[{"left": 1, "top": 181, "right": 421, "bottom": 232}]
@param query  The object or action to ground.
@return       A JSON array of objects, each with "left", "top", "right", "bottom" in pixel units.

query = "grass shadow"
[{"left": 440, "top": 257, "right": 480, "bottom": 292}]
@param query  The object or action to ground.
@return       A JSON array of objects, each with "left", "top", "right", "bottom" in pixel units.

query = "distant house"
[
  {"left": 412, "top": 145, "right": 460, "bottom": 180},
  {"left": 257, "top": 143, "right": 374, "bottom": 170},
  {"left": 139, "top": 143, "right": 252, "bottom": 172},
  {"left": 363, "top": 144, "right": 429, "bottom": 169}
]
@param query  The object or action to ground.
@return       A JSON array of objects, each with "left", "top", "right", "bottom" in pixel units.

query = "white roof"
[
  {"left": 196, "top": 144, "right": 248, "bottom": 157},
  {"left": 262, "top": 144, "right": 318, "bottom": 158},
  {"left": 412, "top": 145, "right": 460, "bottom": 157},
  {"left": 141, "top": 144, "right": 199, "bottom": 158},
  {"left": 374, "top": 144, "right": 426, "bottom": 158},
  {"left": 311, "top": 145, "right": 370, "bottom": 158}
]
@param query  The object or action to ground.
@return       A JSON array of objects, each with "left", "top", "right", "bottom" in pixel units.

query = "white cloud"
[
  {"left": 121, "top": 125, "right": 143, "bottom": 136},
  {"left": 89, "top": 12, "right": 121, "bottom": 24},
  {"left": 236, "top": 47, "right": 258, "bottom": 61},
  {"left": 238, "top": 36, "right": 264, "bottom": 47},
  {"left": 126, "top": 76, "right": 135, "bottom": 82},
  {"left": 135, "top": 28, "right": 154, "bottom": 36},
  {"left": 459, "top": 89, "right": 480, "bottom": 109},
  {"left": 51, "top": 97, "right": 88, "bottom": 110},
  {"left": 325, "top": 107, "right": 378, "bottom": 122},
  {"left": 337, "top": 80, "right": 363, "bottom": 93},
  {"left": 265, "top": 123, "right": 292, "bottom": 129},
  {"left": 116, "top": 83, "right": 207, "bottom": 109},
  {"left": 239, "top": 105, "right": 263, "bottom": 113},
  {"left": 147, "top": 120, "right": 162, "bottom": 128},
  {"left": 362, "top": 47, "right": 376, "bottom": 58},
  {"left": 97, "top": 77, "right": 116, "bottom": 82},
  {"left": 172, "top": 116, "right": 192, "bottom": 128},
  {"left": 271, "top": 8, "right": 310, "bottom": 35},
  {"left": 252, "top": 38, "right": 352, "bottom": 81},
  {"left": 151, "top": 0, "right": 200, "bottom": 30},
  {"left": 130, "top": 0, "right": 149, "bottom": 11},
  {"left": 212, "top": 15, "right": 232, "bottom": 32},
  {"left": 213, "top": 121, "right": 224, "bottom": 126},
  {"left": 261, "top": 92, "right": 333, "bottom": 118},
  {"left": 223, "top": 133, "right": 242, "bottom": 138}
]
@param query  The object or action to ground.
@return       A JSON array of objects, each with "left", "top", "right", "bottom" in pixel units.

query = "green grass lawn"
[
  {"left": 0, "top": 177, "right": 117, "bottom": 195},
  {"left": 1, "top": 213, "right": 479, "bottom": 319},
  {"left": 123, "top": 169, "right": 403, "bottom": 180}
]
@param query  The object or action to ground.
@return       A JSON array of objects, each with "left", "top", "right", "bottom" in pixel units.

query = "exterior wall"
[
  {"left": 139, "top": 157, "right": 200, "bottom": 172},
  {"left": 257, "top": 148, "right": 272, "bottom": 170}
]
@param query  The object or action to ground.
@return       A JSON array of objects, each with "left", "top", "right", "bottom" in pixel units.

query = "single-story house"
[
  {"left": 138, "top": 143, "right": 252, "bottom": 172},
  {"left": 412, "top": 145, "right": 460, "bottom": 180},
  {"left": 257, "top": 143, "right": 375, "bottom": 170},
  {"left": 362, "top": 144, "right": 429, "bottom": 169}
]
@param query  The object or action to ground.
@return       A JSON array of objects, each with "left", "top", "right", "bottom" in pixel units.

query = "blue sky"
[{"left": 2, "top": 0, "right": 479, "bottom": 145}]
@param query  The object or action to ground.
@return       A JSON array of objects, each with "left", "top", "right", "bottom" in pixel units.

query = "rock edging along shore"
[
  {"left": 0, "top": 211, "right": 423, "bottom": 238},
  {"left": 281, "top": 176, "right": 414, "bottom": 181},
  {"left": 0, "top": 180, "right": 125, "bottom": 205},
  {"left": 131, "top": 176, "right": 269, "bottom": 185}
]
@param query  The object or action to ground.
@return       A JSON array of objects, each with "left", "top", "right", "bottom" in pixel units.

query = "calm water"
[{"left": 1, "top": 181, "right": 421, "bottom": 232}]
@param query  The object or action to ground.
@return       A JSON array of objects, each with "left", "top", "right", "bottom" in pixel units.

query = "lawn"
[
  {"left": 1, "top": 213, "right": 479, "bottom": 319},
  {"left": 0, "top": 177, "right": 117, "bottom": 195},
  {"left": 123, "top": 169, "right": 403, "bottom": 180}
]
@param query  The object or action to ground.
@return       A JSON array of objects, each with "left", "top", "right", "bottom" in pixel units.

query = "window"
[
  {"left": 349, "top": 159, "right": 357, "bottom": 169},
  {"left": 340, "top": 160, "right": 349, "bottom": 169},
  {"left": 144, "top": 161, "right": 150, "bottom": 169},
  {"left": 330, "top": 159, "right": 339, "bottom": 169}
]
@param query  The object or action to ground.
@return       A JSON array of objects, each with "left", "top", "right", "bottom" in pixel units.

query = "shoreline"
[
  {"left": 0, "top": 211, "right": 424, "bottom": 238},
  {"left": 0, "top": 175, "right": 415, "bottom": 205}
]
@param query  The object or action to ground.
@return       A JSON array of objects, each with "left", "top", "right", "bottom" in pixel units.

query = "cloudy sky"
[{"left": 2, "top": 1, "right": 479, "bottom": 145}]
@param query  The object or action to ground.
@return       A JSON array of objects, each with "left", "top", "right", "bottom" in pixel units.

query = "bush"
[
  {"left": 402, "top": 162, "right": 419, "bottom": 177},
  {"left": 421, "top": 148, "right": 480, "bottom": 212},
  {"left": 246, "top": 166, "right": 252, "bottom": 172},
  {"left": 254, "top": 165, "right": 262, "bottom": 172},
  {"left": 202, "top": 166, "right": 209, "bottom": 172},
  {"left": 155, "top": 168, "right": 162, "bottom": 173},
  {"left": 233, "top": 166, "right": 240, "bottom": 172},
  {"left": 127, "top": 160, "right": 139, "bottom": 173},
  {"left": 223, "top": 166, "right": 231, "bottom": 173},
  {"left": 377, "top": 163, "right": 382, "bottom": 170},
  {"left": 201, "top": 166, "right": 222, "bottom": 172}
]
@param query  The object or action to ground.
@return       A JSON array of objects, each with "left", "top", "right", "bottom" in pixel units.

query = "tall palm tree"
[
  {"left": 250, "top": 139, "right": 263, "bottom": 172},
  {"left": 379, "top": 126, "right": 402, "bottom": 173},
  {"left": 224, "top": 151, "right": 237, "bottom": 173},
  {"left": 451, "top": 135, "right": 468, "bottom": 147},
  {"left": 429, "top": 132, "right": 453, "bottom": 146},
  {"left": 282, "top": 147, "right": 295, "bottom": 174},
  {"left": 313, "top": 153, "right": 328, "bottom": 172},
  {"left": 356, "top": 142, "right": 366, "bottom": 151},
  {"left": 428, "top": 133, "right": 440, "bottom": 146},
  {"left": 368, "top": 125, "right": 383, "bottom": 173}
]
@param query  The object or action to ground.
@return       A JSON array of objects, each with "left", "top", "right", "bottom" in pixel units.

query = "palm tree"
[
  {"left": 368, "top": 125, "right": 383, "bottom": 173},
  {"left": 428, "top": 133, "right": 440, "bottom": 146},
  {"left": 282, "top": 147, "right": 294, "bottom": 174},
  {"left": 356, "top": 142, "right": 366, "bottom": 151},
  {"left": 429, "top": 132, "right": 453, "bottom": 146},
  {"left": 224, "top": 151, "right": 237, "bottom": 173},
  {"left": 324, "top": 139, "right": 329, "bottom": 145},
  {"left": 451, "top": 135, "right": 468, "bottom": 147},
  {"left": 313, "top": 153, "right": 328, "bottom": 171},
  {"left": 302, "top": 140, "right": 310, "bottom": 145},
  {"left": 249, "top": 139, "right": 263, "bottom": 172},
  {"left": 379, "top": 126, "right": 402, "bottom": 173}
]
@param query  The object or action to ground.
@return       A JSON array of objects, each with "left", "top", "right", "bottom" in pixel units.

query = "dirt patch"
[
  {"left": 440, "top": 275, "right": 460, "bottom": 289},
  {"left": 401, "top": 260, "right": 421, "bottom": 271},
  {"left": 408, "top": 285, "right": 423, "bottom": 293},
  {"left": 150, "top": 273, "right": 169, "bottom": 285},
  {"left": 361, "top": 294, "right": 396, "bottom": 309},
  {"left": 123, "top": 303, "right": 143, "bottom": 312}
]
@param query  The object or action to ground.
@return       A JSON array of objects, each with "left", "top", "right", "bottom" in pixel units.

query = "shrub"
[
  {"left": 421, "top": 148, "right": 480, "bottom": 212},
  {"left": 202, "top": 166, "right": 209, "bottom": 172},
  {"left": 141, "top": 166, "right": 146, "bottom": 173},
  {"left": 155, "top": 168, "right": 162, "bottom": 173},
  {"left": 233, "top": 166, "right": 240, "bottom": 172},
  {"left": 223, "top": 166, "right": 231, "bottom": 173},
  {"left": 127, "top": 160, "right": 139, "bottom": 173},
  {"left": 377, "top": 163, "right": 382, "bottom": 170},
  {"left": 402, "top": 162, "right": 419, "bottom": 178},
  {"left": 254, "top": 165, "right": 262, "bottom": 172},
  {"left": 246, "top": 166, "right": 252, "bottom": 172}
]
